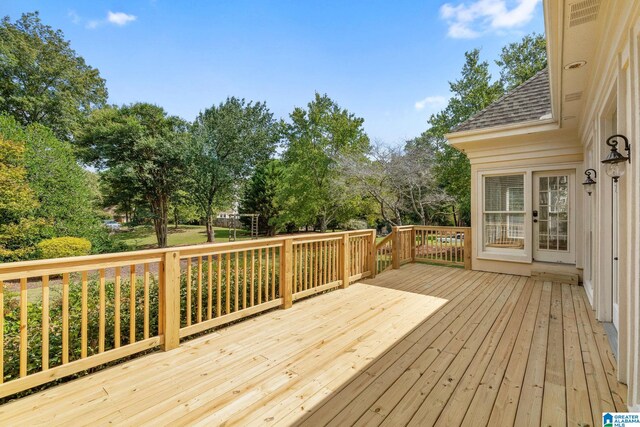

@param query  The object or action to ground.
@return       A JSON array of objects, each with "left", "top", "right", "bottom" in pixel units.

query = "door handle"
[
  {"left": 533, "top": 219, "right": 538, "bottom": 223},
  {"left": 532, "top": 210, "right": 538, "bottom": 217}
]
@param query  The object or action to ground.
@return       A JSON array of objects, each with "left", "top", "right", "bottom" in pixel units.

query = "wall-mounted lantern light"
[
  {"left": 582, "top": 168, "right": 597, "bottom": 195},
  {"left": 601, "top": 134, "right": 631, "bottom": 182}
]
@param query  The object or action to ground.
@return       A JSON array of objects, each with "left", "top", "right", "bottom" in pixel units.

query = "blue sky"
[{"left": 3, "top": 1, "right": 544, "bottom": 145}]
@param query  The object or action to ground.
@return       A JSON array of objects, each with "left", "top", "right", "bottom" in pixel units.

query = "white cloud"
[
  {"left": 440, "top": 0, "right": 540, "bottom": 39},
  {"left": 414, "top": 96, "right": 447, "bottom": 111},
  {"left": 85, "top": 11, "right": 137, "bottom": 29},
  {"left": 107, "top": 11, "right": 137, "bottom": 26},
  {"left": 68, "top": 10, "right": 81, "bottom": 25}
]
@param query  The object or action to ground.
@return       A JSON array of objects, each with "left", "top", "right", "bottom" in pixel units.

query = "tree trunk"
[
  {"left": 319, "top": 214, "right": 328, "bottom": 233},
  {"left": 452, "top": 205, "right": 459, "bottom": 227},
  {"left": 149, "top": 194, "right": 169, "bottom": 248},
  {"left": 205, "top": 214, "right": 215, "bottom": 242}
]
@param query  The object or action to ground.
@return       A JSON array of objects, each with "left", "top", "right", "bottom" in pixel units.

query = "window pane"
[
  {"left": 483, "top": 213, "right": 525, "bottom": 250},
  {"left": 484, "top": 175, "right": 525, "bottom": 212}
]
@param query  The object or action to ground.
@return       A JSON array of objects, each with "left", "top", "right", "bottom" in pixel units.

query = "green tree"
[
  {"left": 240, "top": 159, "right": 286, "bottom": 236},
  {"left": 78, "top": 103, "right": 189, "bottom": 248},
  {"left": 420, "top": 49, "right": 504, "bottom": 225},
  {"left": 24, "top": 123, "right": 100, "bottom": 238},
  {"left": 186, "top": 97, "right": 278, "bottom": 242},
  {"left": 0, "top": 12, "right": 107, "bottom": 139},
  {"left": 496, "top": 32, "right": 547, "bottom": 90},
  {"left": 280, "top": 93, "right": 370, "bottom": 232},
  {"left": 0, "top": 115, "right": 49, "bottom": 261}
]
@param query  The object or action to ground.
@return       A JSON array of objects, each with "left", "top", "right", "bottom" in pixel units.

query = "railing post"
[
  {"left": 410, "top": 226, "right": 416, "bottom": 263},
  {"left": 341, "top": 233, "right": 350, "bottom": 288},
  {"left": 464, "top": 228, "right": 472, "bottom": 270},
  {"left": 281, "top": 239, "right": 293, "bottom": 309},
  {"left": 391, "top": 227, "right": 400, "bottom": 269},
  {"left": 369, "top": 229, "right": 377, "bottom": 278},
  {"left": 160, "top": 250, "right": 181, "bottom": 351}
]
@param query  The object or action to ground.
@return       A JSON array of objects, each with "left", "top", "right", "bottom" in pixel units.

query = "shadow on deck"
[{"left": 0, "top": 264, "right": 627, "bottom": 426}]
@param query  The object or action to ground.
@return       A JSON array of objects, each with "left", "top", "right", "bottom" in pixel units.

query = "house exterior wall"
[
  {"left": 448, "top": 2, "right": 640, "bottom": 410},
  {"left": 462, "top": 127, "right": 583, "bottom": 277},
  {"left": 575, "top": 3, "right": 640, "bottom": 410}
]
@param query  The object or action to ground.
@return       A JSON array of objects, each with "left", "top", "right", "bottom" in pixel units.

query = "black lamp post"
[
  {"left": 582, "top": 168, "right": 597, "bottom": 195},
  {"left": 601, "top": 134, "right": 631, "bottom": 182}
]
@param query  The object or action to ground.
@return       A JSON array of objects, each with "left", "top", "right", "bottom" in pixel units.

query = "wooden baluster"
[
  {"left": 114, "top": 267, "right": 120, "bottom": 349},
  {"left": 271, "top": 246, "right": 276, "bottom": 300},
  {"left": 328, "top": 241, "right": 333, "bottom": 282},
  {"left": 264, "top": 247, "right": 269, "bottom": 301},
  {"left": 304, "top": 243, "right": 309, "bottom": 291},
  {"left": 207, "top": 255, "right": 213, "bottom": 319},
  {"left": 129, "top": 265, "right": 136, "bottom": 344},
  {"left": 250, "top": 250, "right": 255, "bottom": 307},
  {"left": 186, "top": 257, "right": 192, "bottom": 326},
  {"left": 242, "top": 250, "right": 247, "bottom": 310},
  {"left": 225, "top": 253, "right": 231, "bottom": 313},
  {"left": 216, "top": 254, "right": 222, "bottom": 317},
  {"left": 20, "top": 277, "right": 27, "bottom": 376},
  {"left": 82, "top": 271, "right": 89, "bottom": 357},
  {"left": 293, "top": 244, "right": 298, "bottom": 293},
  {"left": 99, "top": 269, "right": 105, "bottom": 353},
  {"left": 197, "top": 257, "right": 203, "bottom": 323},
  {"left": 61, "top": 273, "right": 70, "bottom": 363},
  {"left": 257, "top": 249, "right": 262, "bottom": 304},
  {"left": 319, "top": 240, "right": 325, "bottom": 285},
  {"left": 42, "top": 275, "right": 49, "bottom": 370},
  {"left": 234, "top": 252, "right": 239, "bottom": 312},
  {"left": 144, "top": 264, "right": 150, "bottom": 339}
]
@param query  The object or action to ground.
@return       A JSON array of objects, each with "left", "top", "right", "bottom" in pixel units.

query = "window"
[{"left": 483, "top": 174, "right": 525, "bottom": 250}]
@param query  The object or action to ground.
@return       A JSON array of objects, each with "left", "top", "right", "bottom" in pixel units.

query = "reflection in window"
[
  {"left": 483, "top": 175, "right": 525, "bottom": 250},
  {"left": 537, "top": 175, "right": 569, "bottom": 251}
]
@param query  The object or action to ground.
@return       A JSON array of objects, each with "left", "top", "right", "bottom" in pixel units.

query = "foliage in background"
[
  {"left": 186, "top": 97, "right": 279, "bottom": 242},
  {"left": 496, "top": 32, "right": 548, "bottom": 90},
  {"left": 0, "top": 115, "right": 118, "bottom": 261},
  {"left": 419, "top": 33, "right": 547, "bottom": 226},
  {"left": 341, "top": 142, "right": 452, "bottom": 226},
  {"left": 240, "top": 159, "right": 286, "bottom": 236},
  {"left": 0, "top": 12, "right": 107, "bottom": 140},
  {"left": 36, "top": 236, "right": 91, "bottom": 259},
  {"left": 78, "top": 103, "right": 189, "bottom": 248},
  {"left": 279, "top": 93, "right": 370, "bottom": 232}
]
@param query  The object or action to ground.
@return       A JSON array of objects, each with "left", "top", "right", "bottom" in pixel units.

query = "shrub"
[
  {"left": 36, "top": 237, "right": 92, "bottom": 259},
  {"left": 342, "top": 219, "right": 368, "bottom": 230}
]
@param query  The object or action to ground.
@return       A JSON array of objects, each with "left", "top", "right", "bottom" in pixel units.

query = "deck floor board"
[{"left": 0, "top": 263, "right": 627, "bottom": 426}]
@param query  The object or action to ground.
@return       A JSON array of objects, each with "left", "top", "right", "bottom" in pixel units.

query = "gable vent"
[
  {"left": 569, "top": 0, "right": 601, "bottom": 27},
  {"left": 565, "top": 92, "right": 583, "bottom": 102}
]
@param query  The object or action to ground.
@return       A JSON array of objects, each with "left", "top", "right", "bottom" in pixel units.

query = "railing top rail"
[
  {"left": 0, "top": 229, "right": 376, "bottom": 278},
  {"left": 375, "top": 234, "right": 393, "bottom": 249},
  {"left": 413, "top": 225, "right": 471, "bottom": 231}
]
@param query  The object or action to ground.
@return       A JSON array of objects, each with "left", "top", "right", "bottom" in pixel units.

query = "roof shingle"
[{"left": 453, "top": 68, "right": 551, "bottom": 132}]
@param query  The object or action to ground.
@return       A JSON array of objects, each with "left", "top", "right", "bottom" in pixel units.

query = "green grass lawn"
[{"left": 115, "top": 225, "right": 251, "bottom": 250}]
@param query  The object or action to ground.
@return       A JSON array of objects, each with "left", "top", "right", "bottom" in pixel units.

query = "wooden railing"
[
  {"left": 0, "top": 225, "right": 470, "bottom": 398},
  {"left": 0, "top": 230, "right": 376, "bottom": 398},
  {"left": 414, "top": 226, "right": 471, "bottom": 269},
  {"left": 375, "top": 225, "right": 472, "bottom": 274}
]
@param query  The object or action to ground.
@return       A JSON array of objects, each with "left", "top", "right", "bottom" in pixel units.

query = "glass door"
[{"left": 532, "top": 171, "right": 575, "bottom": 264}]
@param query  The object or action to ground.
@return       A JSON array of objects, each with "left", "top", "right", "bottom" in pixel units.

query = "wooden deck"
[{"left": 0, "top": 264, "right": 627, "bottom": 426}]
